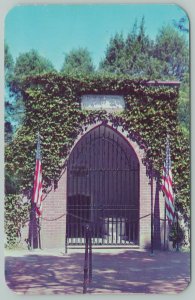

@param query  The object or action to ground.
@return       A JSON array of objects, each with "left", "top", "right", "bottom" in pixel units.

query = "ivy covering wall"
[{"left": 5, "top": 73, "right": 190, "bottom": 225}]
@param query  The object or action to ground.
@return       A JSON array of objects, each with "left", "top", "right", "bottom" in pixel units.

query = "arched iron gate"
[{"left": 66, "top": 124, "right": 139, "bottom": 246}]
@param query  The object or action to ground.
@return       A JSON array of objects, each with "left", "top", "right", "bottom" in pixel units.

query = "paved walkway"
[{"left": 5, "top": 248, "right": 190, "bottom": 295}]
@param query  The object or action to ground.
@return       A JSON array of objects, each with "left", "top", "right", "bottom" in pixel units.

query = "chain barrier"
[
  {"left": 26, "top": 207, "right": 153, "bottom": 224},
  {"left": 25, "top": 208, "right": 179, "bottom": 250}
]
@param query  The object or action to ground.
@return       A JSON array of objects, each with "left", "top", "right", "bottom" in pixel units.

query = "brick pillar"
[{"left": 41, "top": 170, "right": 67, "bottom": 249}]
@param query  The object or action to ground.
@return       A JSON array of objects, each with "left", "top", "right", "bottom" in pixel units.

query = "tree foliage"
[
  {"left": 5, "top": 195, "right": 30, "bottom": 248},
  {"left": 6, "top": 50, "right": 56, "bottom": 141},
  {"left": 13, "top": 49, "right": 55, "bottom": 83},
  {"left": 99, "top": 21, "right": 190, "bottom": 135},
  {"left": 99, "top": 32, "right": 126, "bottom": 74},
  {"left": 173, "top": 16, "right": 189, "bottom": 33},
  {"left": 4, "top": 43, "right": 15, "bottom": 143},
  {"left": 154, "top": 25, "right": 189, "bottom": 81},
  {"left": 4, "top": 42, "right": 14, "bottom": 85},
  {"left": 61, "top": 48, "right": 95, "bottom": 74},
  {"left": 100, "top": 19, "right": 159, "bottom": 78}
]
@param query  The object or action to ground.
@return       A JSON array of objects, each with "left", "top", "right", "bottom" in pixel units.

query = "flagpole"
[
  {"left": 30, "top": 131, "right": 43, "bottom": 250},
  {"left": 37, "top": 131, "right": 42, "bottom": 249}
]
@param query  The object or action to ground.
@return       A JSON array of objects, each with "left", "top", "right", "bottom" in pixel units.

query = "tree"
[
  {"left": 5, "top": 42, "right": 14, "bottom": 85},
  {"left": 153, "top": 26, "right": 190, "bottom": 136},
  {"left": 178, "top": 74, "right": 190, "bottom": 137},
  {"left": 9, "top": 50, "right": 56, "bottom": 135},
  {"left": 99, "top": 18, "right": 164, "bottom": 79},
  {"left": 61, "top": 48, "right": 95, "bottom": 74},
  {"left": 99, "top": 32, "right": 126, "bottom": 74},
  {"left": 13, "top": 49, "right": 55, "bottom": 84},
  {"left": 173, "top": 16, "right": 189, "bottom": 33},
  {"left": 99, "top": 21, "right": 190, "bottom": 136},
  {"left": 123, "top": 17, "right": 162, "bottom": 78},
  {"left": 153, "top": 25, "right": 189, "bottom": 81},
  {"left": 4, "top": 43, "right": 14, "bottom": 143}
]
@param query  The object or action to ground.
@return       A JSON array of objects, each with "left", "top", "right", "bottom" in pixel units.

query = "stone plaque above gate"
[{"left": 81, "top": 94, "right": 125, "bottom": 112}]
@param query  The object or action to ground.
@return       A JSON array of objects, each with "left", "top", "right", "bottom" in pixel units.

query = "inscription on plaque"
[{"left": 81, "top": 94, "right": 125, "bottom": 112}]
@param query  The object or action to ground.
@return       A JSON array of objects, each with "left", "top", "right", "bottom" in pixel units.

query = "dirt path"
[{"left": 5, "top": 248, "right": 190, "bottom": 295}]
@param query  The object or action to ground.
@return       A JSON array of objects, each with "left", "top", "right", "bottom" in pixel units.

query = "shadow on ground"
[{"left": 5, "top": 250, "right": 190, "bottom": 295}]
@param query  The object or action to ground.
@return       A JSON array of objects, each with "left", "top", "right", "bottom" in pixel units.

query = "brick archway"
[{"left": 40, "top": 121, "right": 164, "bottom": 249}]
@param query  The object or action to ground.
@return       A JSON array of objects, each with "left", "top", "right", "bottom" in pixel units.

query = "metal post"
[
  {"left": 83, "top": 224, "right": 89, "bottom": 294},
  {"left": 150, "top": 164, "right": 154, "bottom": 255}
]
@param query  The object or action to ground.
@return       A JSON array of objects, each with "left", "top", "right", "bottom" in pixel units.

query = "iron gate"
[{"left": 66, "top": 124, "right": 139, "bottom": 246}]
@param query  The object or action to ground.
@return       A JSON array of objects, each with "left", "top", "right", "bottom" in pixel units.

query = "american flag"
[
  {"left": 32, "top": 133, "right": 43, "bottom": 216},
  {"left": 162, "top": 136, "right": 175, "bottom": 225}
]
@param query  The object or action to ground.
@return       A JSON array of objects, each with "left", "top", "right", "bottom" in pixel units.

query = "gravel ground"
[{"left": 4, "top": 248, "right": 190, "bottom": 295}]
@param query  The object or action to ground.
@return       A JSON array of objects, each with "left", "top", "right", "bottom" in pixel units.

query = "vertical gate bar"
[
  {"left": 103, "top": 139, "right": 106, "bottom": 245},
  {"left": 133, "top": 161, "right": 136, "bottom": 243},
  {"left": 81, "top": 151, "right": 84, "bottom": 245},
  {"left": 67, "top": 206, "right": 69, "bottom": 246},
  {"left": 107, "top": 215, "right": 109, "bottom": 245},
  {"left": 92, "top": 130, "right": 95, "bottom": 245},
  {"left": 72, "top": 146, "right": 75, "bottom": 245},
  {"left": 76, "top": 194, "right": 78, "bottom": 245},
  {"left": 124, "top": 202, "right": 127, "bottom": 245},
  {"left": 119, "top": 188, "right": 121, "bottom": 243},
  {"left": 84, "top": 141, "right": 87, "bottom": 245},
  {"left": 116, "top": 137, "right": 119, "bottom": 244},
  {"left": 83, "top": 225, "right": 89, "bottom": 294},
  {"left": 116, "top": 216, "right": 118, "bottom": 244},
  {"left": 102, "top": 187, "right": 104, "bottom": 245},
  {"left": 89, "top": 226, "right": 92, "bottom": 284},
  {"left": 89, "top": 131, "right": 92, "bottom": 245},
  {"left": 128, "top": 215, "right": 130, "bottom": 244},
  {"left": 121, "top": 155, "right": 124, "bottom": 243},
  {"left": 136, "top": 162, "right": 139, "bottom": 244},
  {"left": 106, "top": 132, "right": 109, "bottom": 243},
  {"left": 87, "top": 134, "right": 90, "bottom": 235},
  {"left": 66, "top": 155, "right": 70, "bottom": 250},
  {"left": 97, "top": 125, "right": 101, "bottom": 245},
  {"left": 133, "top": 160, "right": 135, "bottom": 206},
  {"left": 134, "top": 219, "right": 136, "bottom": 243},
  {"left": 112, "top": 132, "right": 115, "bottom": 245},
  {"left": 128, "top": 164, "right": 131, "bottom": 244},
  {"left": 112, "top": 215, "right": 114, "bottom": 244},
  {"left": 80, "top": 177, "right": 83, "bottom": 245},
  {"left": 93, "top": 171, "right": 95, "bottom": 245},
  {"left": 70, "top": 153, "right": 73, "bottom": 245},
  {"left": 121, "top": 138, "right": 124, "bottom": 244},
  {"left": 75, "top": 146, "right": 79, "bottom": 245},
  {"left": 101, "top": 125, "right": 103, "bottom": 244},
  {"left": 151, "top": 164, "right": 154, "bottom": 255}
]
